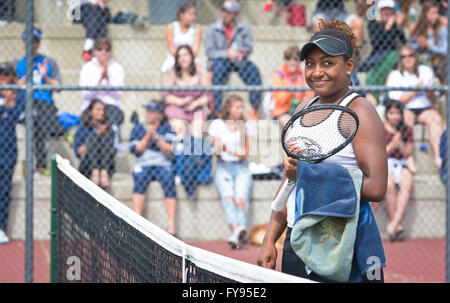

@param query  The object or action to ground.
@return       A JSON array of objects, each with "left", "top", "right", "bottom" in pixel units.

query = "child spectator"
[
  {"left": 161, "top": 2, "right": 202, "bottom": 73},
  {"left": 15, "top": 27, "right": 65, "bottom": 176},
  {"left": 409, "top": 1, "right": 448, "bottom": 84},
  {"left": 74, "top": 99, "right": 119, "bottom": 189},
  {"left": 129, "top": 101, "right": 178, "bottom": 236},
  {"left": 383, "top": 100, "right": 414, "bottom": 242},
  {"left": 386, "top": 45, "right": 443, "bottom": 169},
  {"left": 0, "top": 62, "right": 24, "bottom": 244},
  {"left": 208, "top": 95, "right": 255, "bottom": 249},
  {"left": 204, "top": 0, "right": 262, "bottom": 119},
  {"left": 270, "top": 46, "right": 314, "bottom": 127},
  {"left": 162, "top": 45, "right": 213, "bottom": 199},
  {"left": 79, "top": 38, "right": 125, "bottom": 127}
]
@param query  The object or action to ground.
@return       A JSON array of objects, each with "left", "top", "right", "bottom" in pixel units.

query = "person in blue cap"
[
  {"left": 0, "top": 62, "right": 25, "bottom": 244},
  {"left": 15, "top": 27, "right": 65, "bottom": 176},
  {"left": 129, "top": 100, "right": 178, "bottom": 236},
  {"left": 258, "top": 19, "right": 388, "bottom": 283}
]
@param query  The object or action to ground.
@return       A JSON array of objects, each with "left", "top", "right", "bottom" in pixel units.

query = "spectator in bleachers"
[
  {"left": 79, "top": 38, "right": 125, "bottom": 127},
  {"left": 383, "top": 99, "right": 414, "bottom": 242},
  {"left": 359, "top": 0, "right": 406, "bottom": 98},
  {"left": 419, "top": 0, "right": 448, "bottom": 25},
  {"left": 208, "top": 95, "right": 255, "bottom": 249},
  {"left": 162, "top": 45, "right": 213, "bottom": 199},
  {"left": 409, "top": 0, "right": 448, "bottom": 84},
  {"left": 270, "top": 46, "right": 314, "bottom": 127},
  {"left": 74, "top": 99, "right": 119, "bottom": 189},
  {"left": 0, "top": 62, "right": 24, "bottom": 244},
  {"left": 205, "top": 0, "right": 262, "bottom": 119},
  {"left": 386, "top": 45, "right": 443, "bottom": 169},
  {"left": 16, "top": 27, "right": 66, "bottom": 176},
  {"left": 161, "top": 2, "right": 202, "bottom": 74},
  {"left": 129, "top": 101, "right": 178, "bottom": 236},
  {"left": 72, "top": 0, "right": 111, "bottom": 61},
  {"left": 162, "top": 45, "right": 211, "bottom": 139}
]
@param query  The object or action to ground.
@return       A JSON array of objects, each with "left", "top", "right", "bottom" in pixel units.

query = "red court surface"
[{"left": 0, "top": 238, "right": 445, "bottom": 283}]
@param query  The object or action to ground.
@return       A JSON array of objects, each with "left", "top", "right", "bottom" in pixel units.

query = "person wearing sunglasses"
[
  {"left": 79, "top": 38, "right": 125, "bottom": 128},
  {"left": 270, "top": 46, "right": 315, "bottom": 127},
  {"left": 386, "top": 45, "right": 443, "bottom": 169},
  {"left": 15, "top": 27, "right": 65, "bottom": 176},
  {"left": 0, "top": 62, "right": 25, "bottom": 244}
]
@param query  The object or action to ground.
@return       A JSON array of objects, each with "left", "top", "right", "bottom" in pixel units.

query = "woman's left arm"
[{"left": 350, "top": 98, "right": 388, "bottom": 202}]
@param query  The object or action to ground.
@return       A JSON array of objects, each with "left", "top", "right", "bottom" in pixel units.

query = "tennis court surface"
[{"left": 0, "top": 156, "right": 444, "bottom": 283}]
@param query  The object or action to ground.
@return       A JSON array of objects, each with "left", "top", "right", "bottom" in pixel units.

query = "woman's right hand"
[
  {"left": 257, "top": 241, "right": 278, "bottom": 270},
  {"left": 284, "top": 157, "right": 298, "bottom": 180},
  {"left": 96, "top": 123, "right": 107, "bottom": 135}
]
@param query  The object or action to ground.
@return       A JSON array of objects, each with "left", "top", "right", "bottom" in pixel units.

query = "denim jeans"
[
  {"left": 211, "top": 59, "right": 262, "bottom": 113},
  {"left": 214, "top": 160, "right": 253, "bottom": 227}
]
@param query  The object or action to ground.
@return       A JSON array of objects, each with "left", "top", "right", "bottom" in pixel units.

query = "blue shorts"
[{"left": 132, "top": 165, "right": 177, "bottom": 198}]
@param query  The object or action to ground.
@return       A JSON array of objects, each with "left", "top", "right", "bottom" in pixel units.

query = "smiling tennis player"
[{"left": 257, "top": 20, "right": 388, "bottom": 283}]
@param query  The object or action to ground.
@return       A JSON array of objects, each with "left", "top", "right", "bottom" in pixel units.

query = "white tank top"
[
  {"left": 172, "top": 21, "right": 196, "bottom": 49},
  {"left": 286, "top": 92, "right": 360, "bottom": 228},
  {"left": 161, "top": 21, "right": 197, "bottom": 73}
]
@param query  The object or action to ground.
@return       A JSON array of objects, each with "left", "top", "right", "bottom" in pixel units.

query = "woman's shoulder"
[
  {"left": 348, "top": 95, "right": 381, "bottom": 121},
  {"left": 166, "top": 21, "right": 175, "bottom": 31},
  {"left": 418, "top": 64, "right": 434, "bottom": 73},
  {"left": 386, "top": 69, "right": 402, "bottom": 82}
]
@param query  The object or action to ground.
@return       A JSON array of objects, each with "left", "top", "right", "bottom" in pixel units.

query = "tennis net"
[{"left": 50, "top": 155, "right": 313, "bottom": 283}]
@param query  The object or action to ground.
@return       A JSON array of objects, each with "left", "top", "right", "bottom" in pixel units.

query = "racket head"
[{"left": 281, "top": 104, "right": 359, "bottom": 162}]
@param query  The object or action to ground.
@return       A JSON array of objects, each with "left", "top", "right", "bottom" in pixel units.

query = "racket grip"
[{"left": 271, "top": 179, "right": 296, "bottom": 212}]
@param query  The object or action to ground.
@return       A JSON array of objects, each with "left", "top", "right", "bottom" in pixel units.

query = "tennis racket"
[{"left": 271, "top": 104, "right": 359, "bottom": 211}]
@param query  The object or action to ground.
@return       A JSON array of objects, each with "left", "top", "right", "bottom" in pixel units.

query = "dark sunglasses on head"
[
  {"left": 400, "top": 53, "right": 415, "bottom": 59},
  {"left": 96, "top": 46, "right": 111, "bottom": 52}
]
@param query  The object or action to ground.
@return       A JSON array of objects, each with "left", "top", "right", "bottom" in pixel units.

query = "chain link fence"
[{"left": 0, "top": 0, "right": 448, "bottom": 283}]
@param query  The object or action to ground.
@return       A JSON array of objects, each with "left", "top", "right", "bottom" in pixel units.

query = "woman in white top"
[
  {"left": 386, "top": 45, "right": 443, "bottom": 168},
  {"left": 79, "top": 38, "right": 125, "bottom": 126},
  {"left": 161, "top": 3, "right": 202, "bottom": 73},
  {"left": 258, "top": 20, "right": 387, "bottom": 283},
  {"left": 208, "top": 95, "right": 256, "bottom": 250}
]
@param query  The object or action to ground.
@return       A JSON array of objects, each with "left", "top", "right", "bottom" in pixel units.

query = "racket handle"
[{"left": 271, "top": 179, "right": 296, "bottom": 212}]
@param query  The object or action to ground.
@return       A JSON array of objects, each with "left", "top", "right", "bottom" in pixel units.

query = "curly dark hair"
[{"left": 312, "top": 19, "right": 358, "bottom": 61}]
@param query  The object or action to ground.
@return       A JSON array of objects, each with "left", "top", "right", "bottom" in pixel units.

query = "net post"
[{"left": 50, "top": 155, "right": 58, "bottom": 283}]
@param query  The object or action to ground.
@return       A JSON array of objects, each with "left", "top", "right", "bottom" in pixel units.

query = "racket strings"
[{"left": 284, "top": 109, "right": 357, "bottom": 160}]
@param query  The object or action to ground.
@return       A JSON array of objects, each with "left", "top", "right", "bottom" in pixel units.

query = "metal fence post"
[{"left": 24, "top": 0, "right": 34, "bottom": 283}]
